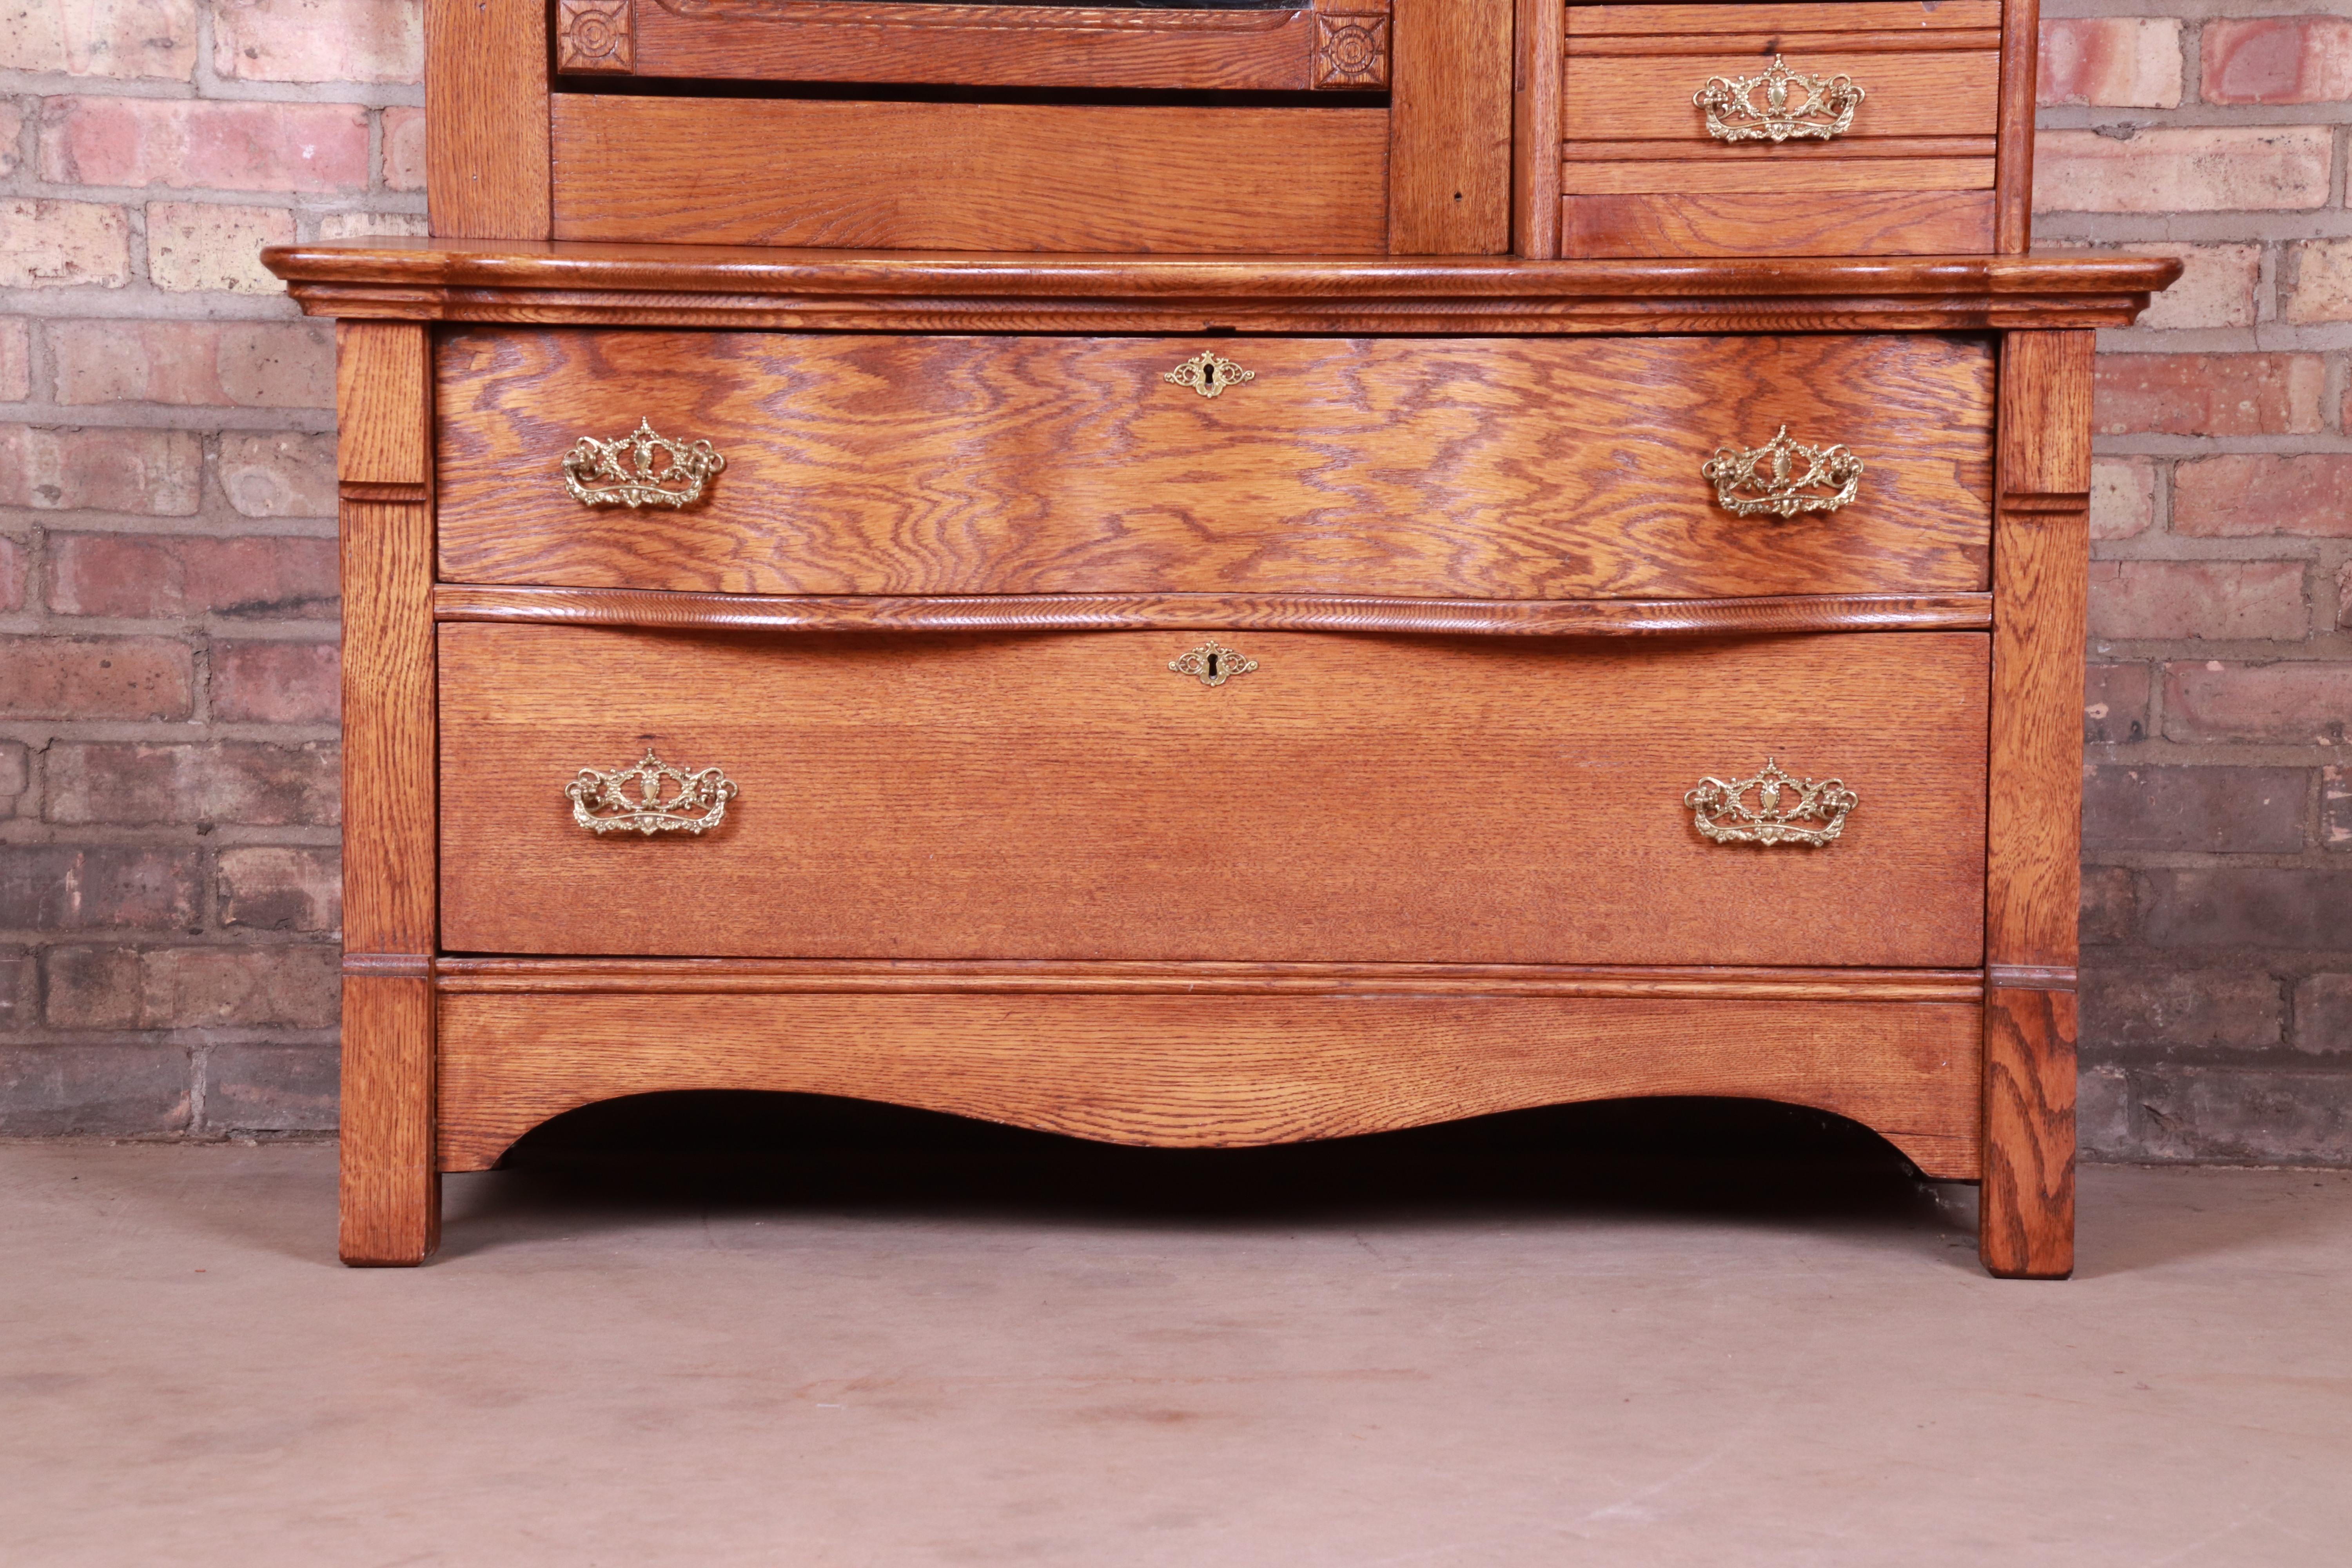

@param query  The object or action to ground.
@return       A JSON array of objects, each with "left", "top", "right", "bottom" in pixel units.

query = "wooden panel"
[
  {"left": 549, "top": 96, "right": 1390, "bottom": 253},
  {"left": 1387, "top": 0, "right": 1512, "bottom": 253},
  {"left": 1562, "top": 191, "right": 1996, "bottom": 258},
  {"left": 1996, "top": 0, "right": 2040, "bottom": 252},
  {"left": 341, "top": 976, "right": 439, "bottom": 1265},
  {"left": 432, "top": 584, "right": 1997, "bottom": 637},
  {"left": 1565, "top": 52, "right": 2000, "bottom": 141},
  {"left": 1568, "top": 2, "right": 2002, "bottom": 36},
  {"left": 435, "top": 330, "right": 1996, "bottom": 600},
  {"left": 438, "top": 626, "right": 1991, "bottom": 966},
  {"left": 1515, "top": 0, "right": 1566, "bottom": 258},
  {"left": 1562, "top": 157, "right": 1993, "bottom": 194},
  {"left": 437, "top": 991, "right": 1986, "bottom": 1176},
  {"left": 1981, "top": 985, "right": 2074, "bottom": 1277},
  {"left": 425, "top": 0, "right": 549, "bottom": 239}
]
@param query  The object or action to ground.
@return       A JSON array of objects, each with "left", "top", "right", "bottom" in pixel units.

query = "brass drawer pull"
[
  {"left": 1702, "top": 426, "right": 1864, "bottom": 518},
  {"left": 1695, "top": 56, "right": 1864, "bottom": 143},
  {"left": 1163, "top": 350, "right": 1255, "bottom": 399},
  {"left": 567, "top": 748, "right": 738, "bottom": 835},
  {"left": 1685, "top": 758, "right": 1857, "bottom": 847},
  {"left": 1169, "top": 639, "right": 1258, "bottom": 688},
  {"left": 562, "top": 417, "right": 726, "bottom": 508}
]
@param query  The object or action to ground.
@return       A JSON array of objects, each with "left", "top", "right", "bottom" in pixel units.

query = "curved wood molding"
[
  {"left": 437, "top": 992, "right": 1986, "bottom": 1176},
  {"left": 432, "top": 585, "right": 1994, "bottom": 637},
  {"left": 263, "top": 242, "right": 2183, "bottom": 332}
]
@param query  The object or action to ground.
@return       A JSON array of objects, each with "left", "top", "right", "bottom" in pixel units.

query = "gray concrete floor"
[{"left": 3, "top": 1112, "right": 2349, "bottom": 1568}]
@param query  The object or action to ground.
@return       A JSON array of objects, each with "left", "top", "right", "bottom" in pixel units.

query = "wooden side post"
[
  {"left": 1512, "top": 0, "right": 1564, "bottom": 259},
  {"left": 1388, "top": 0, "right": 1514, "bottom": 254},
  {"left": 337, "top": 323, "right": 441, "bottom": 1266},
  {"left": 426, "top": 0, "right": 552, "bottom": 239},
  {"left": 1994, "top": 0, "right": 2041, "bottom": 254},
  {"left": 1982, "top": 330, "right": 2092, "bottom": 1278}
]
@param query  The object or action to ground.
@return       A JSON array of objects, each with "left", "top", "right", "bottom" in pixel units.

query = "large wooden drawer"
[
  {"left": 438, "top": 623, "right": 1989, "bottom": 966},
  {"left": 436, "top": 329, "right": 1995, "bottom": 601}
]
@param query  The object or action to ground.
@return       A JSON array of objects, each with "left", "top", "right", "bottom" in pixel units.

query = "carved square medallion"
[
  {"left": 557, "top": 0, "right": 635, "bottom": 74},
  {"left": 1314, "top": 13, "right": 1391, "bottom": 89}
]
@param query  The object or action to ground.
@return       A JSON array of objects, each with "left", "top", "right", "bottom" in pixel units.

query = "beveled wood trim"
[
  {"left": 1988, "top": 963, "right": 2076, "bottom": 992},
  {"left": 338, "top": 480, "right": 430, "bottom": 504},
  {"left": 1566, "top": 1, "right": 2004, "bottom": 36},
  {"left": 430, "top": 585, "right": 1996, "bottom": 638},
  {"left": 434, "top": 958, "right": 1989, "bottom": 1002},
  {"left": 436, "top": 991, "right": 1986, "bottom": 1176},
  {"left": 260, "top": 243, "right": 2185, "bottom": 333},
  {"left": 345, "top": 952, "right": 434, "bottom": 979},
  {"left": 1568, "top": 30, "right": 2004, "bottom": 56},
  {"left": 425, "top": 0, "right": 550, "bottom": 240},
  {"left": 1387, "top": 0, "right": 1513, "bottom": 254},
  {"left": 1995, "top": 0, "right": 2039, "bottom": 254},
  {"left": 2001, "top": 491, "right": 2092, "bottom": 514},
  {"left": 1513, "top": 0, "right": 1564, "bottom": 259}
]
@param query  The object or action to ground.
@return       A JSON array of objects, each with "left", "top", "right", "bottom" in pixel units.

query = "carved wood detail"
[
  {"left": 556, "top": 0, "right": 635, "bottom": 74},
  {"left": 1314, "top": 12, "right": 1390, "bottom": 88}
]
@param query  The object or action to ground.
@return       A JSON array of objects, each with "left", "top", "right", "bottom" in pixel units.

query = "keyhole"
[{"left": 1205, "top": 651, "right": 1223, "bottom": 679}]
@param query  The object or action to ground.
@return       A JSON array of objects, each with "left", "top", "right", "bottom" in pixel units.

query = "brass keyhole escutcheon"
[
  {"left": 1162, "top": 350, "right": 1256, "bottom": 399},
  {"left": 1169, "top": 640, "right": 1258, "bottom": 688}
]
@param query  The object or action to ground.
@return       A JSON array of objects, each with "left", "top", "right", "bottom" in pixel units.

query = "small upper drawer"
[
  {"left": 1558, "top": 1, "right": 2010, "bottom": 258},
  {"left": 434, "top": 327, "right": 1994, "bottom": 602}
]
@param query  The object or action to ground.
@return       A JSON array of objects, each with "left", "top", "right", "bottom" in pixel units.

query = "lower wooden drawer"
[{"left": 439, "top": 623, "right": 1989, "bottom": 966}]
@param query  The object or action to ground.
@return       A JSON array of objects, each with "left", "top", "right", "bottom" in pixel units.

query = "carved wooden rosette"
[
  {"left": 1314, "top": 13, "right": 1390, "bottom": 89},
  {"left": 558, "top": 0, "right": 635, "bottom": 74}
]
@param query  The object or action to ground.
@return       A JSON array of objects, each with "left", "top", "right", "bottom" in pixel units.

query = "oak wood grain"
[
  {"left": 1564, "top": 51, "right": 2000, "bottom": 141},
  {"left": 431, "top": 585, "right": 1997, "bottom": 638},
  {"left": 1996, "top": 0, "right": 2040, "bottom": 252},
  {"left": 1514, "top": 0, "right": 1565, "bottom": 258},
  {"left": 1980, "top": 984, "right": 2075, "bottom": 1277},
  {"left": 425, "top": 0, "right": 549, "bottom": 239},
  {"left": 341, "top": 976, "right": 439, "bottom": 1265},
  {"left": 1567, "top": 2, "right": 2002, "bottom": 36},
  {"left": 438, "top": 625, "right": 1991, "bottom": 966},
  {"left": 437, "top": 991, "right": 1985, "bottom": 1176},
  {"left": 1562, "top": 191, "right": 1996, "bottom": 258},
  {"left": 1561, "top": 157, "right": 1992, "bottom": 195},
  {"left": 434, "top": 330, "right": 1996, "bottom": 601},
  {"left": 1387, "top": 0, "right": 1512, "bottom": 253},
  {"left": 549, "top": 96, "right": 1390, "bottom": 254},
  {"left": 1568, "top": 30, "right": 2003, "bottom": 58}
]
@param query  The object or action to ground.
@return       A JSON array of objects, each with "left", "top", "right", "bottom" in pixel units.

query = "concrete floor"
[{"left": 3, "top": 1107, "right": 2349, "bottom": 1568}]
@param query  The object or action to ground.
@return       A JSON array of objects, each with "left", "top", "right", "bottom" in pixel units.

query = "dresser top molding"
[{"left": 263, "top": 240, "right": 2179, "bottom": 335}]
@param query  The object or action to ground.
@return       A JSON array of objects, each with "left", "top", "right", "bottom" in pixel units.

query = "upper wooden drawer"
[{"left": 434, "top": 328, "right": 1994, "bottom": 601}]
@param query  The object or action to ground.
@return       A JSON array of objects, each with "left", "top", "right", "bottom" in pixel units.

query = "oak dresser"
[{"left": 265, "top": 0, "right": 2177, "bottom": 1274}]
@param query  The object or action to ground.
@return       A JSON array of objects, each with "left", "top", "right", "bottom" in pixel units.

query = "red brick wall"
[{"left": 3, "top": 3, "right": 2349, "bottom": 1161}]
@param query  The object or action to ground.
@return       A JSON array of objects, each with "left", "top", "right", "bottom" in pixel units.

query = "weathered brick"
[
  {"left": 2124, "top": 242, "right": 2263, "bottom": 330},
  {"left": 216, "top": 846, "right": 340, "bottom": 932},
  {"left": 2295, "top": 975, "right": 2352, "bottom": 1055},
  {"left": 2285, "top": 237, "right": 2352, "bottom": 325},
  {"left": 382, "top": 105, "right": 425, "bottom": 192},
  {"left": 43, "top": 741, "right": 338, "bottom": 827},
  {"left": 48, "top": 534, "right": 338, "bottom": 620},
  {"left": 2076, "top": 1064, "right": 2132, "bottom": 1161},
  {"left": 2087, "top": 559, "right": 2306, "bottom": 642},
  {"left": 2036, "top": 127, "right": 2332, "bottom": 213},
  {"left": 2094, "top": 353, "right": 2326, "bottom": 437},
  {"left": 0, "top": 1047, "right": 189, "bottom": 1136},
  {"left": 2082, "top": 867, "right": 2135, "bottom": 946},
  {"left": 219, "top": 432, "right": 337, "bottom": 518},
  {"left": 0, "top": 0, "right": 198, "bottom": 78},
  {"left": 0, "top": 739, "right": 26, "bottom": 804},
  {"left": 2083, "top": 765, "right": 2306, "bottom": 853},
  {"left": 2140, "top": 868, "right": 2352, "bottom": 950},
  {"left": 2089, "top": 661, "right": 2152, "bottom": 746},
  {"left": 144, "top": 201, "right": 298, "bottom": 295},
  {"left": 2164, "top": 661, "right": 2352, "bottom": 744},
  {"left": 0, "top": 101, "right": 17, "bottom": 178},
  {"left": 212, "top": 0, "right": 421, "bottom": 83},
  {"left": 0, "top": 635, "right": 192, "bottom": 719},
  {"left": 50, "top": 318, "right": 332, "bottom": 408},
  {"left": 204, "top": 1044, "right": 339, "bottom": 1132},
  {"left": 38, "top": 97, "right": 370, "bottom": 193},
  {"left": 0, "top": 535, "right": 24, "bottom": 613},
  {"left": 0, "top": 847, "right": 201, "bottom": 931},
  {"left": 2038, "top": 18, "right": 2182, "bottom": 107},
  {"left": 0, "top": 425, "right": 202, "bottom": 514},
  {"left": 2173, "top": 454, "right": 2352, "bottom": 539},
  {"left": 44, "top": 943, "right": 340, "bottom": 1029},
  {"left": 0, "top": 318, "right": 29, "bottom": 402},
  {"left": 2089, "top": 457, "right": 2154, "bottom": 542},
  {"left": 317, "top": 211, "right": 429, "bottom": 240},
  {"left": 0, "top": 200, "right": 131, "bottom": 289},
  {"left": 212, "top": 640, "right": 339, "bottom": 723},
  {"left": 2325, "top": 765, "right": 2352, "bottom": 853},
  {"left": 2121, "top": 1067, "right": 2352, "bottom": 1165},
  {"left": 2083, "top": 967, "right": 2283, "bottom": 1052},
  {"left": 2201, "top": 15, "right": 2352, "bottom": 106},
  {"left": 0, "top": 946, "right": 28, "bottom": 1029}
]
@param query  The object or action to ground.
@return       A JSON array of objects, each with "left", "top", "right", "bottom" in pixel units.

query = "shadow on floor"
[{"left": 443, "top": 1093, "right": 1981, "bottom": 1266}]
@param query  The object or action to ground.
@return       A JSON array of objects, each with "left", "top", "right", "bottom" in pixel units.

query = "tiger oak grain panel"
[
  {"left": 1562, "top": 192, "right": 1996, "bottom": 258},
  {"left": 438, "top": 625, "right": 1990, "bottom": 966},
  {"left": 435, "top": 330, "right": 1995, "bottom": 600}
]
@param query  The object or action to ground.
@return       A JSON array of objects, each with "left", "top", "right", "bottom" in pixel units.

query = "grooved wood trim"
[
  {"left": 1386, "top": 0, "right": 1512, "bottom": 254},
  {"left": 1514, "top": 0, "right": 1564, "bottom": 258},
  {"left": 425, "top": 0, "right": 550, "bottom": 239},
  {"left": 1988, "top": 963, "right": 2076, "bottom": 992},
  {"left": 338, "top": 480, "right": 430, "bottom": 504},
  {"left": 1566, "top": 2, "right": 2004, "bottom": 36},
  {"left": 1980, "top": 985, "right": 2074, "bottom": 1277},
  {"left": 263, "top": 243, "right": 2182, "bottom": 333},
  {"left": 1995, "top": 0, "right": 2040, "bottom": 254},
  {"left": 432, "top": 586, "right": 1997, "bottom": 637},
  {"left": 434, "top": 958, "right": 1990, "bottom": 1002},
  {"left": 436, "top": 992, "right": 1986, "bottom": 1176},
  {"left": 1570, "top": 30, "right": 2002, "bottom": 57},
  {"left": 345, "top": 952, "right": 434, "bottom": 979},
  {"left": 342, "top": 978, "right": 439, "bottom": 1265}
]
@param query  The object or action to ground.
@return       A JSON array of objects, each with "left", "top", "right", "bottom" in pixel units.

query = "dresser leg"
[
  {"left": 1979, "top": 985, "right": 2076, "bottom": 1279},
  {"left": 340, "top": 974, "right": 440, "bottom": 1266}
]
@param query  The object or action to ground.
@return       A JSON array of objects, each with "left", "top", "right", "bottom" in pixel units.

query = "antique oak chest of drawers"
[{"left": 267, "top": 0, "right": 2175, "bottom": 1275}]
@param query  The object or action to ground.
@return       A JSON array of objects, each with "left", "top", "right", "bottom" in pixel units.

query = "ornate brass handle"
[
  {"left": 1701, "top": 426, "right": 1864, "bottom": 518},
  {"left": 1695, "top": 56, "right": 1864, "bottom": 142},
  {"left": 1685, "top": 758, "right": 1857, "bottom": 847},
  {"left": 562, "top": 417, "right": 726, "bottom": 508},
  {"left": 567, "top": 748, "right": 738, "bottom": 835},
  {"left": 1163, "top": 350, "right": 1255, "bottom": 399}
]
